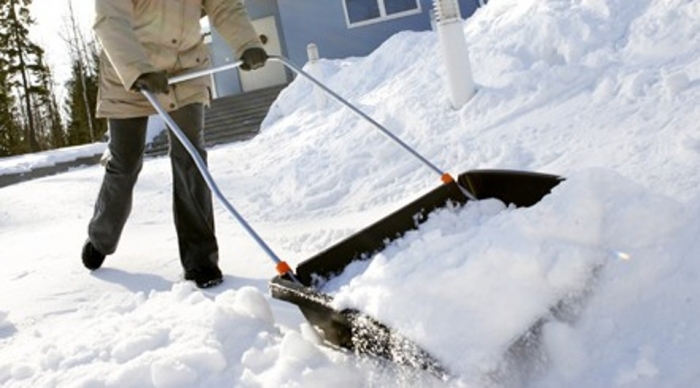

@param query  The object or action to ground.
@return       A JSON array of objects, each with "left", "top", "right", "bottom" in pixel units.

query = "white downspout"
[
  {"left": 434, "top": 0, "right": 476, "bottom": 109},
  {"left": 307, "top": 43, "right": 326, "bottom": 109}
]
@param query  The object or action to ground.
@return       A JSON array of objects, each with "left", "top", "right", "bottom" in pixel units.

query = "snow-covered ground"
[
  {"left": 0, "top": 119, "right": 164, "bottom": 176},
  {"left": 0, "top": 143, "right": 106, "bottom": 176},
  {"left": 2, "top": 0, "right": 700, "bottom": 386}
]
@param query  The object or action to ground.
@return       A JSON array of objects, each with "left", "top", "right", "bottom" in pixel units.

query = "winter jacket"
[{"left": 93, "top": 0, "right": 262, "bottom": 118}]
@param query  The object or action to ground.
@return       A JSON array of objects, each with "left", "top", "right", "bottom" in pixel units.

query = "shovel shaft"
[
  {"left": 167, "top": 55, "right": 477, "bottom": 201},
  {"left": 272, "top": 57, "right": 444, "bottom": 172},
  {"left": 142, "top": 90, "right": 300, "bottom": 284},
  {"left": 272, "top": 56, "right": 476, "bottom": 200}
]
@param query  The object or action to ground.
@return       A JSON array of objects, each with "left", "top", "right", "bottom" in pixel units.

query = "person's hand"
[
  {"left": 133, "top": 71, "right": 170, "bottom": 94},
  {"left": 240, "top": 47, "right": 268, "bottom": 71}
]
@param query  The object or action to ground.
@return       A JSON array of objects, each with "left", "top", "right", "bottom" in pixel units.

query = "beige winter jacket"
[{"left": 94, "top": 0, "right": 262, "bottom": 118}]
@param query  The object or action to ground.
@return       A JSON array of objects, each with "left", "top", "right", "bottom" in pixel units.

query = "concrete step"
[{"left": 145, "top": 84, "right": 286, "bottom": 157}]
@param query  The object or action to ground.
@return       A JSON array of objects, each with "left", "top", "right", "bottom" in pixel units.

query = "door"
[{"left": 239, "top": 16, "right": 287, "bottom": 92}]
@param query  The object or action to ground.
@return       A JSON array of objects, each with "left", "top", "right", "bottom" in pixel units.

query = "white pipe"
[
  {"left": 306, "top": 43, "right": 326, "bottom": 109},
  {"left": 434, "top": 0, "right": 460, "bottom": 20},
  {"left": 434, "top": 0, "right": 476, "bottom": 109}
]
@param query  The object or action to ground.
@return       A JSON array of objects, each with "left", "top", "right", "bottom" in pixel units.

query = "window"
[{"left": 344, "top": 0, "right": 421, "bottom": 27}]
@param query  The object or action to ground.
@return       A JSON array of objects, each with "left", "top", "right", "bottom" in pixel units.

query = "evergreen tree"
[
  {"left": 32, "top": 55, "right": 65, "bottom": 149},
  {"left": 63, "top": 0, "right": 106, "bottom": 147},
  {"left": 0, "top": 0, "right": 55, "bottom": 153},
  {"left": 65, "top": 58, "right": 100, "bottom": 145},
  {"left": 65, "top": 40, "right": 106, "bottom": 146},
  {"left": 0, "top": 59, "right": 23, "bottom": 156}
]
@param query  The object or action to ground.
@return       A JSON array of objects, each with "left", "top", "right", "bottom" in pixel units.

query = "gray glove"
[
  {"left": 240, "top": 47, "right": 268, "bottom": 71},
  {"left": 133, "top": 71, "right": 170, "bottom": 94}
]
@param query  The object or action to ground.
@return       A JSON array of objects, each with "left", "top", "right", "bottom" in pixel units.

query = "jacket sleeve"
[
  {"left": 202, "top": 0, "right": 263, "bottom": 59},
  {"left": 93, "top": 0, "right": 157, "bottom": 91}
]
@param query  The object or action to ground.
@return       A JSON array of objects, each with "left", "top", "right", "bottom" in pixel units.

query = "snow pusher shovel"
[
  {"left": 269, "top": 170, "right": 563, "bottom": 378},
  {"left": 146, "top": 56, "right": 564, "bottom": 378}
]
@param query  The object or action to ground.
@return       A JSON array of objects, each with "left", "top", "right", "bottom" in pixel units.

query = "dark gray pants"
[{"left": 88, "top": 103, "right": 219, "bottom": 272}]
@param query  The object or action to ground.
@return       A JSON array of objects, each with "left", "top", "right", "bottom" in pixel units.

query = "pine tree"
[
  {"left": 65, "top": 40, "right": 106, "bottom": 146},
  {"left": 65, "top": 58, "right": 100, "bottom": 145},
  {"left": 0, "top": 0, "right": 56, "bottom": 153},
  {"left": 32, "top": 55, "right": 65, "bottom": 149},
  {"left": 0, "top": 59, "right": 23, "bottom": 156},
  {"left": 63, "top": 1, "right": 106, "bottom": 147}
]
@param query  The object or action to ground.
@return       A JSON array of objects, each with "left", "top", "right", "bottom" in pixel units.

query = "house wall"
[
  {"left": 277, "top": 0, "right": 480, "bottom": 66},
  {"left": 207, "top": 0, "right": 482, "bottom": 96}
]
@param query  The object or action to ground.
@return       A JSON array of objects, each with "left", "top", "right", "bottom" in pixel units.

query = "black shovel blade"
[
  {"left": 269, "top": 169, "right": 563, "bottom": 376},
  {"left": 269, "top": 277, "right": 449, "bottom": 377}
]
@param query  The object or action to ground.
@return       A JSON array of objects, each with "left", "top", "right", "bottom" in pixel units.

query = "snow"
[
  {"left": 0, "top": 143, "right": 107, "bottom": 175},
  {"left": 2, "top": 0, "right": 700, "bottom": 386},
  {"left": 0, "top": 118, "right": 165, "bottom": 175}
]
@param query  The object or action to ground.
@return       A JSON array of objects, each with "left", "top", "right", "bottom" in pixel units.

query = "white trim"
[{"left": 343, "top": 0, "right": 422, "bottom": 29}]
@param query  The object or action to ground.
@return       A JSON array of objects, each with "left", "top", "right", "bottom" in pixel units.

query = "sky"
[{"left": 2, "top": 0, "right": 700, "bottom": 386}]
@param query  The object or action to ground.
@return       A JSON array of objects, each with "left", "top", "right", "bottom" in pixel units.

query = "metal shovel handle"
[
  {"left": 141, "top": 89, "right": 299, "bottom": 284},
  {"left": 170, "top": 55, "right": 477, "bottom": 200}
]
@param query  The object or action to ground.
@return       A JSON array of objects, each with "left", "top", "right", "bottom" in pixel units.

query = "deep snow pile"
[
  {"left": 322, "top": 169, "right": 697, "bottom": 383},
  {"left": 1, "top": 0, "right": 700, "bottom": 387}
]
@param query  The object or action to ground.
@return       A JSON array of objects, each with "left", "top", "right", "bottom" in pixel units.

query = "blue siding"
[
  {"left": 278, "top": 0, "right": 479, "bottom": 66},
  {"left": 208, "top": 0, "right": 482, "bottom": 97}
]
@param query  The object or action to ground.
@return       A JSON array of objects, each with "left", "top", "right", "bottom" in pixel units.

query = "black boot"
[
  {"left": 184, "top": 266, "right": 223, "bottom": 288},
  {"left": 82, "top": 239, "right": 106, "bottom": 270}
]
